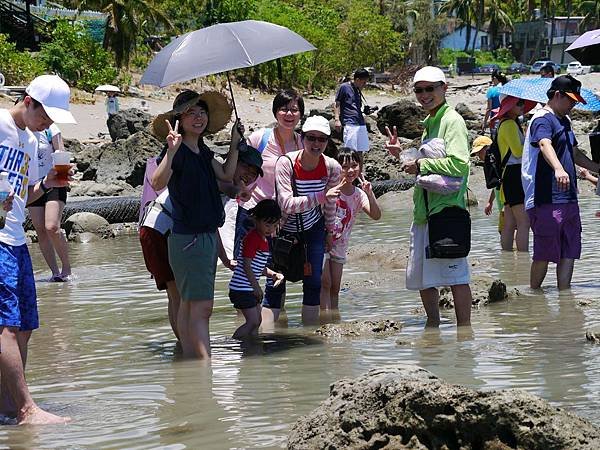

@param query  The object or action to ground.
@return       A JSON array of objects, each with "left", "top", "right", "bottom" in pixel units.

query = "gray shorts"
[{"left": 168, "top": 232, "right": 217, "bottom": 301}]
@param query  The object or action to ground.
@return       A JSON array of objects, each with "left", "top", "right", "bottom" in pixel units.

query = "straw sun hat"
[{"left": 152, "top": 90, "right": 233, "bottom": 140}]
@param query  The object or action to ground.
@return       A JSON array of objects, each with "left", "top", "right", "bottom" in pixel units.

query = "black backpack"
[{"left": 483, "top": 122, "right": 513, "bottom": 189}]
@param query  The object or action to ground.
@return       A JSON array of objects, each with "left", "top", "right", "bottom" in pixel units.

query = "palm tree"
[
  {"left": 65, "top": 0, "right": 174, "bottom": 68},
  {"left": 485, "top": 0, "right": 513, "bottom": 51},
  {"left": 575, "top": 0, "right": 600, "bottom": 30},
  {"left": 439, "top": 0, "right": 474, "bottom": 52}
]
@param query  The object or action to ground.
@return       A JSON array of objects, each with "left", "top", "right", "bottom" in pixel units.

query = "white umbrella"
[
  {"left": 95, "top": 84, "right": 121, "bottom": 93},
  {"left": 140, "top": 20, "right": 316, "bottom": 118}
]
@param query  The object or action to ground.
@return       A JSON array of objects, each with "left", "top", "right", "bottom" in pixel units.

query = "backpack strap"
[
  {"left": 257, "top": 128, "right": 272, "bottom": 153},
  {"left": 497, "top": 119, "right": 513, "bottom": 173}
]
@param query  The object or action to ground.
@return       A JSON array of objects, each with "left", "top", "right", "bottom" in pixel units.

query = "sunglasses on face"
[
  {"left": 304, "top": 134, "right": 329, "bottom": 143},
  {"left": 278, "top": 107, "right": 301, "bottom": 114},
  {"left": 516, "top": 99, "right": 525, "bottom": 106},
  {"left": 413, "top": 83, "right": 442, "bottom": 94}
]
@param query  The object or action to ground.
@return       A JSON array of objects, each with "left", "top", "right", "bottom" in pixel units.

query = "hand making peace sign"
[{"left": 165, "top": 119, "right": 182, "bottom": 153}]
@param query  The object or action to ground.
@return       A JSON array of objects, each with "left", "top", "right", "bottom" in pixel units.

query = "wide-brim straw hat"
[{"left": 152, "top": 90, "right": 233, "bottom": 140}]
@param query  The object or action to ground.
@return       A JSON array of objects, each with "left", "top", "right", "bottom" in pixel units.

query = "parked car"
[
  {"left": 566, "top": 61, "right": 592, "bottom": 75},
  {"left": 478, "top": 64, "right": 501, "bottom": 74},
  {"left": 508, "top": 62, "right": 530, "bottom": 74},
  {"left": 531, "top": 60, "right": 561, "bottom": 74}
]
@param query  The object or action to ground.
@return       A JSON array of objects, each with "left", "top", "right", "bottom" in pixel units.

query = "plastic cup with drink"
[{"left": 51, "top": 151, "right": 72, "bottom": 183}]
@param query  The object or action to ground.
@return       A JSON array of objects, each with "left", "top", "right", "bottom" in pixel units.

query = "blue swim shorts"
[{"left": 0, "top": 242, "right": 39, "bottom": 331}]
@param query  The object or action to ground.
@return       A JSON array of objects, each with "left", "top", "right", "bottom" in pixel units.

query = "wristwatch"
[{"left": 40, "top": 179, "right": 53, "bottom": 194}]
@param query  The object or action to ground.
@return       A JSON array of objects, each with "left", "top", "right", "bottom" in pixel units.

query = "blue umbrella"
[{"left": 498, "top": 77, "right": 600, "bottom": 112}]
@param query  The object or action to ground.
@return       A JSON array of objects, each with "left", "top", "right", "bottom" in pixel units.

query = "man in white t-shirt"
[{"left": 0, "top": 74, "right": 75, "bottom": 425}]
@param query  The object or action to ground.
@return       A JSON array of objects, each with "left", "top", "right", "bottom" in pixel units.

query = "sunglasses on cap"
[
  {"left": 304, "top": 135, "right": 329, "bottom": 143},
  {"left": 413, "top": 82, "right": 443, "bottom": 94}
]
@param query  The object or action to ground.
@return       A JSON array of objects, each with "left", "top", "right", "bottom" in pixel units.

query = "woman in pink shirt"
[{"left": 234, "top": 89, "right": 304, "bottom": 257}]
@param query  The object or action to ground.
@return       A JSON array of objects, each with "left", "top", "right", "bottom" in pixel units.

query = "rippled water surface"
[{"left": 3, "top": 197, "right": 600, "bottom": 448}]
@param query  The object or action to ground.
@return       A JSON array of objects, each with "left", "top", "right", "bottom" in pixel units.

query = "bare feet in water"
[{"left": 17, "top": 405, "right": 71, "bottom": 425}]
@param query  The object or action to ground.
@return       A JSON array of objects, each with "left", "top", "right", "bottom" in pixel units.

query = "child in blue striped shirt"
[{"left": 229, "top": 199, "right": 284, "bottom": 339}]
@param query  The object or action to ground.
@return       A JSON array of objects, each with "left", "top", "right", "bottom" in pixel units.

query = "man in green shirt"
[{"left": 386, "top": 66, "right": 472, "bottom": 327}]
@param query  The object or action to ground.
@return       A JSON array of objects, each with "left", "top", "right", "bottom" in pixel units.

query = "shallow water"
[{"left": 3, "top": 196, "right": 600, "bottom": 448}]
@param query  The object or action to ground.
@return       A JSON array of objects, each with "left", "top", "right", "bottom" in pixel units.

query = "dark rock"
[
  {"left": 288, "top": 365, "right": 600, "bottom": 449},
  {"left": 586, "top": 330, "right": 600, "bottom": 343},
  {"left": 106, "top": 108, "right": 153, "bottom": 141},
  {"left": 64, "top": 212, "right": 109, "bottom": 237},
  {"left": 315, "top": 320, "right": 402, "bottom": 339},
  {"left": 488, "top": 279, "right": 508, "bottom": 303},
  {"left": 570, "top": 109, "right": 595, "bottom": 123},
  {"left": 71, "top": 130, "right": 162, "bottom": 189},
  {"left": 376, "top": 99, "right": 427, "bottom": 139},
  {"left": 455, "top": 102, "right": 480, "bottom": 121}
]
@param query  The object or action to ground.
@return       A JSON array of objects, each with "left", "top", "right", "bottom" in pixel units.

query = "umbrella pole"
[{"left": 226, "top": 72, "right": 239, "bottom": 121}]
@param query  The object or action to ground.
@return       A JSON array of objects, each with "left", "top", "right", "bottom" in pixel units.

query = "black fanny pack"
[{"left": 424, "top": 190, "right": 471, "bottom": 259}]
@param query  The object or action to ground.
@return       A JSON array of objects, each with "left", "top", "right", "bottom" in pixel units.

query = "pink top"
[
  {"left": 275, "top": 150, "right": 341, "bottom": 232},
  {"left": 330, "top": 187, "right": 370, "bottom": 259},
  {"left": 242, "top": 127, "right": 301, "bottom": 209}
]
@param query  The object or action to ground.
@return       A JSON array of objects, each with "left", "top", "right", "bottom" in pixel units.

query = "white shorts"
[
  {"left": 343, "top": 124, "right": 369, "bottom": 152},
  {"left": 405, "top": 222, "right": 470, "bottom": 291}
]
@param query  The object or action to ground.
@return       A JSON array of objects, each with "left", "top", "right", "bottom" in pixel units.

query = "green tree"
[
  {"left": 38, "top": 20, "right": 117, "bottom": 91},
  {"left": 575, "top": 0, "right": 600, "bottom": 30},
  {"left": 65, "top": 0, "right": 174, "bottom": 68},
  {"left": 439, "top": 0, "right": 474, "bottom": 52},
  {"left": 0, "top": 34, "right": 45, "bottom": 84},
  {"left": 338, "top": 1, "right": 404, "bottom": 72},
  {"left": 485, "top": 0, "right": 513, "bottom": 51}
]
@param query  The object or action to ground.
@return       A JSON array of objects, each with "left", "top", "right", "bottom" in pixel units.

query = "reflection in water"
[{"left": 1, "top": 198, "right": 599, "bottom": 448}]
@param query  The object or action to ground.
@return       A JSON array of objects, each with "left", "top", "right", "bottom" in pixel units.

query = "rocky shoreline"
[{"left": 288, "top": 365, "right": 600, "bottom": 449}]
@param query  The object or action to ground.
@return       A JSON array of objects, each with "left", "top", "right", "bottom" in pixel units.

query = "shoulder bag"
[{"left": 271, "top": 155, "right": 308, "bottom": 282}]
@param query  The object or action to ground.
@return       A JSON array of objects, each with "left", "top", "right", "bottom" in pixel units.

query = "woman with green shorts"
[{"left": 151, "top": 90, "right": 244, "bottom": 359}]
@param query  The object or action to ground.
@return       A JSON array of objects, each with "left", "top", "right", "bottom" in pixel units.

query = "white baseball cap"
[
  {"left": 413, "top": 66, "right": 446, "bottom": 86},
  {"left": 25, "top": 75, "right": 76, "bottom": 124},
  {"left": 302, "top": 115, "right": 331, "bottom": 136}
]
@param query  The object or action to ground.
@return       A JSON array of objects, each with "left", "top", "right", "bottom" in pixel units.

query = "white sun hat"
[
  {"left": 413, "top": 66, "right": 447, "bottom": 85},
  {"left": 25, "top": 75, "right": 76, "bottom": 124},
  {"left": 302, "top": 115, "right": 331, "bottom": 136}
]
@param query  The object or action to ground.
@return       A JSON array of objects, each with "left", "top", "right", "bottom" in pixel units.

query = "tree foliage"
[
  {"left": 0, "top": 35, "right": 45, "bottom": 85},
  {"left": 38, "top": 20, "right": 118, "bottom": 91}
]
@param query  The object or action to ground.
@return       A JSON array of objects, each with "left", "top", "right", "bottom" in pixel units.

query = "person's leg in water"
[
  {"left": 0, "top": 327, "right": 70, "bottom": 424},
  {"left": 530, "top": 260, "right": 549, "bottom": 289},
  {"left": 320, "top": 258, "right": 332, "bottom": 310},
  {"left": 557, "top": 258, "right": 575, "bottom": 290},
  {"left": 44, "top": 199, "right": 71, "bottom": 278},
  {"left": 419, "top": 287, "right": 440, "bottom": 327},
  {"left": 500, "top": 205, "right": 517, "bottom": 251},
  {"left": 233, "top": 305, "right": 262, "bottom": 339},
  {"left": 328, "top": 260, "right": 344, "bottom": 310},
  {"left": 510, "top": 203, "right": 530, "bottom": 252},
  {"left": 165, "top": 280, "right": 181, "bottom": 341},
  {"left": 301, "top": 222, "right": 326, "bottom": 325},
  {"left": 177, "top": 299, "right": 213, "bottom": 359},
  {"left": 450, "top": 284, "right": 472, "bottom": 326},
  {"left": 262, "top": 273, "right": 284, "bottom": 326},
  {"left": 28, "top": 206, "right": 60, "bottom": 278}
]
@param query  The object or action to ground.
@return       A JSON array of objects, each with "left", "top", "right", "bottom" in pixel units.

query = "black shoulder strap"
[{"left": 497, "top": 119, "right": 513, "bottom": 169}]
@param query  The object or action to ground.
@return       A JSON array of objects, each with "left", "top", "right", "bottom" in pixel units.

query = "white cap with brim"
[
  {"left": 25, "top": 75, "right": 76, "bottom": 124},
  {"left": 302, "top": 115, "right": 331, "bottom": 135},
  {"left": 413, "top": 66, "right": 446, "bottom": 86}
]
